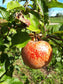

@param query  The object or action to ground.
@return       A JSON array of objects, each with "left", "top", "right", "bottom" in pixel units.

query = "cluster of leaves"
[{"left": 0, "top": 0, "right": 63, "bottom": 84}]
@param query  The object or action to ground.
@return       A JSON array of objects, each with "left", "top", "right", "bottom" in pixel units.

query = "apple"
[{"left": 21, "top": 41, "right": 52, "bottom": 69}]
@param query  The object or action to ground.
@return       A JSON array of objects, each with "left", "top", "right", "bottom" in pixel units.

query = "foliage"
[{"left": 0, "top": 0, "right": 63, "bottom": 84}]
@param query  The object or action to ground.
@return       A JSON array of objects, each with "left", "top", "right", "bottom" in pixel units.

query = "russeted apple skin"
[{"left": 21, "top": 41, "right": 52, "bottom": 69}]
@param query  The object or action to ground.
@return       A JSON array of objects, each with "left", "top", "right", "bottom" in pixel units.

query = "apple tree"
[{"left": 0, "top": 0, "right": 63, "bottom": 83}]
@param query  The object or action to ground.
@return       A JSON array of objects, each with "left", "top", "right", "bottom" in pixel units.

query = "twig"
[{"left": 24, "top": 0, "right": 30, "bottom": 8}]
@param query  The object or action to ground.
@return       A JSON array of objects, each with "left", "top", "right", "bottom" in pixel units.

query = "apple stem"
[{"left": 29, "top": 32, "right": 42, "bottom": 41}]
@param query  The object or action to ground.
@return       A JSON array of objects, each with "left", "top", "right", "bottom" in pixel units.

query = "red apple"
[{"left": 21, "top": 41, "right": 52, "bottom": 69}]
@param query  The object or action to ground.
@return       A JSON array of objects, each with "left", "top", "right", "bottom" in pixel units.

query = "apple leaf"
[
  {"left": 47, "top": 1, "right": 63, "bottom": 8},
  {"left": 11, "top": 31, "right": 30, "bottom": 48},
  {"left": 36, "top": 0, "right": 44, "bottom": 15},
  {"left": 0, "top": 62, "right": 5, "bottom": 77},
  {"left": 54, "top": 31, "right": 63, "bottom": 35},
  {"left": 9, "top": 77, "right": 23, "bottom": 84},
  {"left": 0, "top": 75, "right": 23, "bottom": 84},
  {"left": 0, "top": 38, "right": 4, "bottom": 45},
  {"left": 31, "top": 0, "right": 48, "bottom": 24},
  {"left": 0, "top": 7, "right": 10, "bottom": 20},
  {"left": 36, "top": 0, "right": 48, "bottom": 24},
  {"left": 7, "top": 1, "right": 25, "bottom": 11},
  {"left": 27, "top": 13, "right": 40, "bottom": 33}
]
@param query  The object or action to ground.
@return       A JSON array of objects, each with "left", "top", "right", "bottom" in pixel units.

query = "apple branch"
[{"left": 24, "top": 0, "right": 30, "bottom": 8}]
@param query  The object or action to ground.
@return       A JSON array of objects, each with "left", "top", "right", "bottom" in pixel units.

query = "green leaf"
[
  {"left": 0, "top": 7, "right": 10, "bottom": 20},
  {"left": 0, "top": 62, "right": 5, "bottom": 77},
  {"left": 7, "top": 1, "right": 25, "bottom": 11},
  {"left": 0, "top": 75, "right": 23, "bottom": 84},
  {"left": 9, "top": 77, "right": 23, "bottom": 84},
  {"left": 47, "top": 1, "right": 63, "bottom": 8},
  {"left": 29, "top": 10, "right": 42, "bottom": 20},
  {"left": 59, "top": 24, "right": 63, "bottom": 31},
  {"left": 46, "top": 23, "right": 63, "bottom": 34},
  {"left": 53, "top": 31, "right": 63, "bottom": 40},
  {"left": 11, "top": 31, "right": 30, "bottom": 48},
  {"left": 54, "top": 31, "right": 63, "bottom": 35},
  {"left": 36, "top": 0, "right": 43, "bottom": 15},
  {"left": 36, "top": 0, "right": 47, "bottom": 15},
  {"left": 1, "top": 23, "right": 9, "bottom": 35},
  {"left": 27, "top": 13, "right": 40, "bottom": 33},
  {"left": 0, "top": 38, "right": 4, "bottom": 45},
  {"left": 50, "top": 24, "right": 63, "bottom": 40},
  {"left": 32, "top": 0, "right": 48, "bottom": 24}
]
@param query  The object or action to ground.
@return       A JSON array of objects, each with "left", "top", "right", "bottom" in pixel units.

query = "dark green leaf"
[
  {"left": 0, "top": 23, "right": 9, "bottom": 35},
  {"left": 11, "top": 31, "right": 30, "bottom": 48},
  {"left": 0, "top": 38, "right": 4, "bottom": 45},
  {"left": 59, "top": 24, "right": 63, "bottom": 31}
]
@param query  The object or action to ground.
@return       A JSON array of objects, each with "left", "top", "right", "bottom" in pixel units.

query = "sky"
[
  {"left": 49, "top": 0, "right": 63, "bottom": 16},
  {"left": 0, "top": 0, "right": 63, "bottom": 16}
]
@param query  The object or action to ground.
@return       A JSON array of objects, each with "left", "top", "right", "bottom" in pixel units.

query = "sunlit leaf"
[
  {"left": 0, "top": 75, "right": 23, "bottom": 84},
  {"left": 36, "top": 0, "right": 43, "bottom": 15},
  {"left": 27, "top": 13, "right": 40, "bottom": 33},
  {"left": 9, "top": 77, "right": 23, "bottom": 84},
  {"left": 47, "top": 1, "right": 63, "bottom": 8},
  {"left": 0, "top": 7, "right": 10, "bottom": 20},
  {"left": 0, "top": 62, "right": 5, "bottom": 77},
  {"left": 7, "top": 1, "right": 25, "bottom": 11}
]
